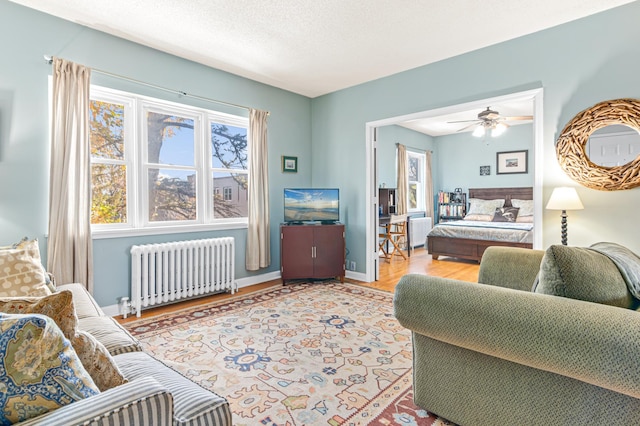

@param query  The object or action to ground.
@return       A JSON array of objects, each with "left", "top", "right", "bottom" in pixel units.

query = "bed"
[{"left": 427, "top": 187, "right": 534, "bottom": 262}]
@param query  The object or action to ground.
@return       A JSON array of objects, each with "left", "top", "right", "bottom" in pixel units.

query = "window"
[
  {"left": 89, "top": 86, "right": 249, "bottom": 236},
  {"left": 223, "top": 186, "right": 232, "bottom": 201},
  {"left": 407, "top": 151, "right": 426, "bottom": 212}
]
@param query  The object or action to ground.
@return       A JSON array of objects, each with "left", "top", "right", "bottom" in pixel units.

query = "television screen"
[{"left": 284, "top": 188, "right": 339, "bottom": 223}]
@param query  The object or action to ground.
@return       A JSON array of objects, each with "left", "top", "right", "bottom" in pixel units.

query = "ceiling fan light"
[
  {"left": 473, "top": 125, "right": 486, "bottom": 137},
  {"left": 491, "top": 122, "right": 507, "bottom": 137}
]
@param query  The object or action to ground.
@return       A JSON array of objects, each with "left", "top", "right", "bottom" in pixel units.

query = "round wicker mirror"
[{"left": 556, "top": 98, "right": 640, "bottom": 191}]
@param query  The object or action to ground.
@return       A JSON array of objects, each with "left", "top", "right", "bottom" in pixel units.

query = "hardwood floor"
[{"left": 118, "top": 247, "right": 478, "bottom": 324}]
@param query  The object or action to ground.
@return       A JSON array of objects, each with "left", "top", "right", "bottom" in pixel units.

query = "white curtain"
[
  {"left": 396, "top": 143, "right": 407, "bottom": 215},
  {"left": 425, "top": 151, "right": 434, "bottom": 221},
  {"left": 48, "top": 58, "right": 94, "bottom": 291},
  {"left": 246, "top": 109, "right": 270, "bottom": 271}
]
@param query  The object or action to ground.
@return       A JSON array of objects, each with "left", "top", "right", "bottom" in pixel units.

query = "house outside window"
[
  {"left": 89, "top": 85, "right": 249, "bottom": 236},
  {"left": 407, "top": 151, "right": 426, "bottom": 212}
]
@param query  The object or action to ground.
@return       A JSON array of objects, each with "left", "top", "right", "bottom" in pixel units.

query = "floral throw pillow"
[
  {"left": 467, "top": 198, "right": 505, "bottom": 216},
  {"left": 0, "top": 290, "right": 77, "bottom": 339},
  {"left": 0, "top": 313, "right": 99, "bottom": 424},
  {"left": 0, "top": 239, "right": 50, "bottom": 297},
  {"left": 0, "top": 291, "right": 126, "bottom": 391},
  {"left": 71, "top": 330, "right": 127, "bottom": 391}
]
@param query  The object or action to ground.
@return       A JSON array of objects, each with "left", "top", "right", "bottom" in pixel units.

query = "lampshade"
[
  {"left": 491, "top": 122, "right": 508, "bottom": 137},
  {"left": 546, "top": 187, "right": 584, "bottom": 210},
  {"left": 472, "top": 125, "right": 486, "bottom": 137}
]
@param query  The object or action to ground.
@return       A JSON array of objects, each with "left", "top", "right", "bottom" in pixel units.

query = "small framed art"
[
  {"left": 496, "top": 150, "right": 528, "bottom": 174},
  {"left": 281, "top": 155, "right": 298, "bottom": 173},
  {"left": 479, "top": 165, "right": 490, "bottom": 176}
]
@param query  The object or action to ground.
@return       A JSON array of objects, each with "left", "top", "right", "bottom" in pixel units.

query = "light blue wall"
[
  {"left": 436, "top": 124, "right": 534, "bottom": 192},
  {"left": 311, "top": 2, "right": 640, "bottom": 272},
  {"left": 0, "top": 1, "right": 311, "bottom": 306},
  {"left": 376, "top": 125, "right": 435, "bottom": 190}
]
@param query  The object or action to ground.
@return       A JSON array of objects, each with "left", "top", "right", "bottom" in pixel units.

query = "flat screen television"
[{"left": 284, "top": 188, "right": 339, "bottom": 223}]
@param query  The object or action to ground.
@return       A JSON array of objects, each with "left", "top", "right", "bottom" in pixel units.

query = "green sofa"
[{"left": 394, "top": 245, "right": 640, "bottom": 426}]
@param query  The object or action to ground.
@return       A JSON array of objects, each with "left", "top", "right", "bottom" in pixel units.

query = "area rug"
[{"left": 125, "top": 282, "right": 453, "bottom": 425}]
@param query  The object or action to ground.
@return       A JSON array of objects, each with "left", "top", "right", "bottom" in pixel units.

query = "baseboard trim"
[{"left": 102, "top": 270, "right": 284, "bottom": 317}]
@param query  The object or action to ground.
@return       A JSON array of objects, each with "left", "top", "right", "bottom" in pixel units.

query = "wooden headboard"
[{"left": 469, "top": 187, "right": 533, "bottom": 207}]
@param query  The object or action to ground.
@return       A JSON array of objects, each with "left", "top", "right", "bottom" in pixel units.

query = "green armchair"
[{"left": 394, "top": 246, "right": 640, "bottom": 426}]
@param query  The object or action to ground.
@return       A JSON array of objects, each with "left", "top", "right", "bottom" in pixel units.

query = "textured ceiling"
[{"left": 9, "top": 0, "right": 634, "bottom": 98}]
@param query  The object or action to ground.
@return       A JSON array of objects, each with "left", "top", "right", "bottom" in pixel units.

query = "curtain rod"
[
  {"left": 44, "top": 55, "right": 268, "bottom": 115},
  {"left": 395, "top": 142, "right": 432, "bottom": 153}
]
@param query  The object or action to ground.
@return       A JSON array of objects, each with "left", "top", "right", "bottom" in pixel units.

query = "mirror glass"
[{"left": 587, "top": 124, "right": 640, "bottom": 167}]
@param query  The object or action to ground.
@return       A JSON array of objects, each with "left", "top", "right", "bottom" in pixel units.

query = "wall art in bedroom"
[{"left": 496, "top": 150, "right": 528, "bottom": 174}]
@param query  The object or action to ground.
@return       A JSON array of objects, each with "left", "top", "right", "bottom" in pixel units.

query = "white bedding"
[{"left": 428, "top": 220, "right": 533, "bottom": 244}]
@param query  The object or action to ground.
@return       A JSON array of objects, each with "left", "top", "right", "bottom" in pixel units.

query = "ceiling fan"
[{"left": 449, "top": 107, "right": 533, "bottom": 137}]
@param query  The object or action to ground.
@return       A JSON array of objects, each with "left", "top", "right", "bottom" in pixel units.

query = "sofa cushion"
[
  {"left": 114, "top": 351, "right": 232, "bottom": 426},
  {"left": 71, "top": 330, "right": 127, "bottom": 391},
  {"left": 78, "top": 316, "right": 143, "bottom": 356},
  {"left": 534, "top": 245, "right": 634, "bottom": 308},
  {"left": 56, "top": 283, "right": 104, "bottom": 319},
  {"left": 0, "top": 313, "right": 99, "bottom": 424},
  {"left": 0, "top": 290, "right": 77, "bottom": 339},
  {"left": 0, "top": 239, "right": 50, "bottom": 297}
]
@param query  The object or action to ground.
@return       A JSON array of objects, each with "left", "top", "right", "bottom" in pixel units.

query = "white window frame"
[
  {"left": 90, "top": 85, "right": 249, "bottom": 239},
  {"left": 407, "top": 150, "right": 426, "bottom": 212}
]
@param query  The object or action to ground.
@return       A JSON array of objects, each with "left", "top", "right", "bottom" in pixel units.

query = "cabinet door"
[
  {"left": 281, "top": 226, "right": 314, "bottom": 279},
  {"left": 313, "top": 225, "right": 345, "bottom": 278}
]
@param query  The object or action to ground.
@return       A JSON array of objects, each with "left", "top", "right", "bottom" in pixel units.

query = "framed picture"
[
  {"left": 496, "top": 150, "right": 528, "bottom": 174},
  {"left": 281, "top": 155, "right": 298, "bottom": 173},
  {"left": 479, "top": 165, "right": 490, "bottom": 176}
]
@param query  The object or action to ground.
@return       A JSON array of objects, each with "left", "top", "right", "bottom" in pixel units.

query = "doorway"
[{"left": 364, "top": 88, "right": 544, "bottom": 282}]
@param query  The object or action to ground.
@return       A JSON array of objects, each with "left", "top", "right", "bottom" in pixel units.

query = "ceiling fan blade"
[
  {"left": 502, "top": 115, "right": 533, "bottom": 121},
  {"left": 447, "top": 119, "right": 481, "bottom": 124},
  {"left": 457, "top": 122, "right": 480, "bottom": 132}
]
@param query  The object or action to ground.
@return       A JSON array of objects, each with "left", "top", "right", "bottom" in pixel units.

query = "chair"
[
  {"left": 388, "top": 214, "right": 407, "bottom": 260},
  {"left": 394, "top": 244, "right": 640, "bottom": 425},
  {"left": 378, "top": 223, "right": 392, "bottom": 260}
]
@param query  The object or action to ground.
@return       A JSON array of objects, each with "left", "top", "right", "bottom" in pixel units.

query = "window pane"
[
  {"left": 147, "top": 112, "right": 194, "bottom": 166},
  {"left": 408, "top": 155, "right": 421, "bottom": 182},
  {"left": 213, "top": 172, "right": 247, "bottom": 218},
  {"left": 91, "top": 164, "right": 127, "bottom": 224},
  {"left": 90, "top": 100, "right": 124, "bottom": 160},
  {"left": 409, "top": 183, "right": 418, "bottom": 210},
  {"left": 148, "top": 169, "right": 196, "bottom": 222},
  {"left": 211, "top": 122, "right": 247, "bottom": 170}
]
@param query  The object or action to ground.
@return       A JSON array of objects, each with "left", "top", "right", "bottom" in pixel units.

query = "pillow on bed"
[
  {"left": 515, "top": 215, "right": 533, "bottom": 223},
  {"left": 492, "top": 207, "right": 520, "bottom": 222},
  {"left": 467, "top": 198, "right": 504, "bottom": 216},
  {"left": 464, "top": 214, "right": 493, "bottom": 221},
  {"left": 511, "top": 199, "right": 534, "bottom": 223}
]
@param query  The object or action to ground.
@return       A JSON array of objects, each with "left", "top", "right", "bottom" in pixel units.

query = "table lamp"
[{"left": 546, "top": 187, "right": 584, "bottom": 245}]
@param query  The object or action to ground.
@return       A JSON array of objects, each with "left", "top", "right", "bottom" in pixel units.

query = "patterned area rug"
[{"left": 125, "top": 282, "right": 453, "bottom": 425}]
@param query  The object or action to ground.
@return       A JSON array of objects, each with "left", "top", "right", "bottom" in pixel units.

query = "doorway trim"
[{"left": 364, "top": 88, "right": 544, "bottom": 282}]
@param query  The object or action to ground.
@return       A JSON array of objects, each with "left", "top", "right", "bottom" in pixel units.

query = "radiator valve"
[{"left": 119, "top": 297, "right": 131, "bottom": 319}]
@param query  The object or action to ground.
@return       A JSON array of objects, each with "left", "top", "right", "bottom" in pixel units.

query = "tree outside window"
[
  {"left": 89, "top": 86, "right": 249, "bottom": 233},
  {"left": 407, "top": 151, "right": 426, "bottom": 211}
]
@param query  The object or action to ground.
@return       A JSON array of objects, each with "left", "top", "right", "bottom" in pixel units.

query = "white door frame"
[{"left": 364, "top": 88, "right": 544, "bottom": 283}]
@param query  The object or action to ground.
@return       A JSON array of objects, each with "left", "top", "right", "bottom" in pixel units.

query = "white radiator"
[
  {"left": 410, "top": 217, "right": 432, "bottom": 248},
  {"left": 129, "top": 237, "right": 236, "bottom": 317}
]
